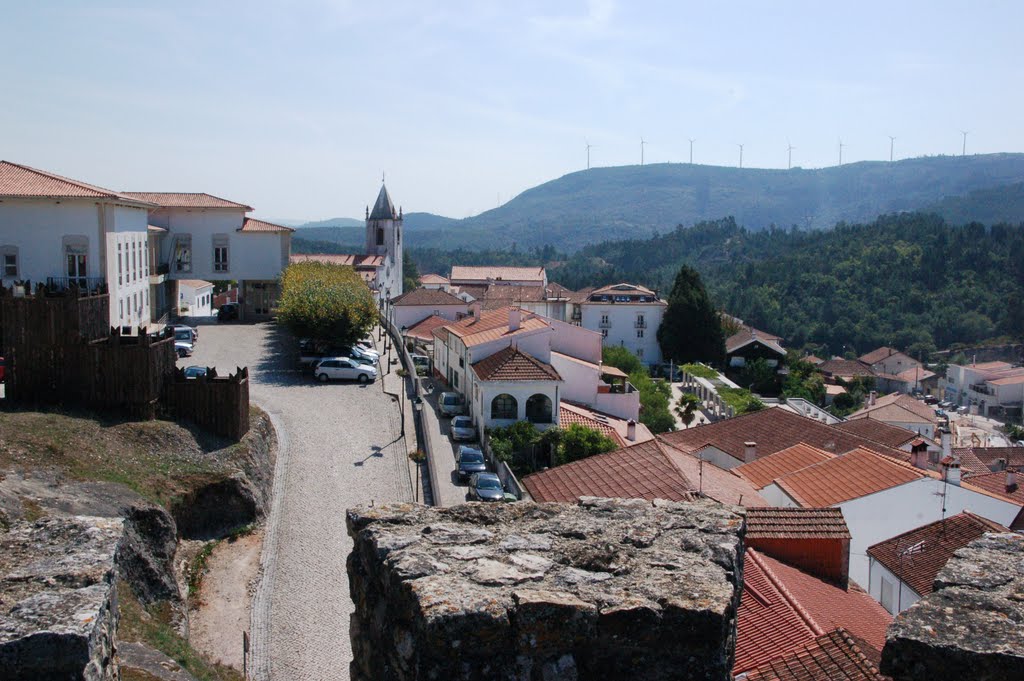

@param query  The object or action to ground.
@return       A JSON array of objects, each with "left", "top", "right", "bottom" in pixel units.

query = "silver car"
[
  {"left": 450, "top": 415, "right": 476, "bottom": 442},
  {"left": 313, "top": 357, "right": 378, "bottom": 384},
  {"left": 439, "top": 392, "right": 465, "bottom": 416}
]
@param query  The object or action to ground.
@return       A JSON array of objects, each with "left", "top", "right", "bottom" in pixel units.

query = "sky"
[{"left": 2, "top": 1, "right": 1022, "bottom": 222}]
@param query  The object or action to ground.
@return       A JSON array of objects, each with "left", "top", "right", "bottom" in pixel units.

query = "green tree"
[
  {"left": 781, "top": 356, "right": 826, "bottom": 404},
  {"left": 675, "top": 393, "right": 701, "bottom": 427},
  {"left": 630, "top": 371, "right": 676, "bottom": 434},
  {"left": 737, "top": 357, "right": 778, "bottom": 394},
  {"left": 555, "top": 424, "right": 618, "bottom": 465},
  {"left": 658, "top": 265, "right": 726, "bottom": 364},
  {"left": 602, "top": 345, "right": 644, "bottom": 375},
  {"left": 277, "top": 262, "right": 377, "bottom": 345},
  {"left": 403, "top": 250, "right": 421, "bottom": 293}
]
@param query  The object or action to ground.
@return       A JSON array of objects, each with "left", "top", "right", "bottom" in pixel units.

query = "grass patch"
[
  {"left": 117, "top": 579, "right": 243, "bottom": 681},
  {"left": 188, "top": 541, "right": 218, "bottom": 602},
  {"left": 718, "top": 387, "right": 765, "bottom": 414},
  {"left": 20, "top": 497, "right": 44, "bottom": 522},
  {"left": 680, "top": 363, "right": 719, "bottom": 380}
]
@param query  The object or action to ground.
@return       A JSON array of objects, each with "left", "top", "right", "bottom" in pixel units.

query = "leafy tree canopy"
[
  {"left": 277, "top": 262, "right": 377, "bottom": 345},
  {"left": 602, "top": 345, "right": 645, "bottom": 376},
  {"left": 657, "top": 264, "right": 726, "bottom": 365},
  {"left": 554, "top": 424, "right": 618, "bottom": 466}
]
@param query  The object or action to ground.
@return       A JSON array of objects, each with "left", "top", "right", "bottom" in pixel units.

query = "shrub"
[
  {"left": 276, "top": 262, "right": 377, "bottom": 345},
  {"left": 555, "top": 424, "right": 618, "bottom": 465}
]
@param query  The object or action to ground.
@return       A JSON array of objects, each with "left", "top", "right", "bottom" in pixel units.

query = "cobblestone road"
[{"left": 181, "top": 323, "right": 413, "bottom": 681}]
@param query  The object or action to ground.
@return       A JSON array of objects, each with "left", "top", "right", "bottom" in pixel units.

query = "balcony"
[
  {"left": 46, "top": 276, "right": 107, "bottom": 296},
  {"left": 599, "top": 320, "right": 612, "bottom": 329},
  {"left": 969, "top": 384, "right": 995, "bottom": 397},
  {"left": 634, "top": 320, "right": 647, "bottom": 329}
]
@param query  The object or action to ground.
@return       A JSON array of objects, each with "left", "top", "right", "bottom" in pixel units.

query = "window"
[
  {"left": 637, "top": 329, "right": 644, "bottom": 338},
  {"left": 377, "top": 227, "right": 385, "bottom": 246},
  {"left": 880, "top": 577, "right": 895, "bottom": 614},
  {"left": 453, "top": 373, "right": 459, "bottom": 388},
  {"left": 636, "top": 348, "right": 644, "bottom": 359},
  {"left": 213, "top": 234, "right": 229, "bottom": 272},
  {"left": 491, "top": 393, "right": 518, "bottom": 420},
  {"left": 63, "top": 236, "right": 88, "bottom": 288},
  {"left": 131, "top": 242, "right": 137, "bottom": 281},
  {"left": 119, "top": 299, "right": 124, "bottom": 319},
  {"left": 601, "top": 329, "right": 608, "bottom": 338},
  {"left": 117, "top": 243, "right": 123, "bottom": 284},
  {"left": 173, "top": 235, "right": 192, "bottom": 273},
  {"left": 600, "top": 314, "right": 609, "bottom": 324},
  {"left": 1, "top": 245, "right": 18, "bottom": 278},
  {"left": 459, "top": 357, "right": 465, "bottom": 368},
  {"left": 526, "top": 394, "right": 553, "bottom": 424}
]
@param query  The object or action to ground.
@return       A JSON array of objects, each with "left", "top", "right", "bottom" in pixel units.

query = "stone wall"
[
  {"left": 881, "top": 532, "right": 1024, "bottom": 681},
  {"left": 0, "top": 516, "right": 123, "bottom": 680},
  {"left": 346, "top": 497, "right": 746, "bottom": 681}
]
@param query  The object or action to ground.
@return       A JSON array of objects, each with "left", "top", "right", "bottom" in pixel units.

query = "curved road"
[{"left": 182, "top": 323, "right": 413, "bottom": 680}]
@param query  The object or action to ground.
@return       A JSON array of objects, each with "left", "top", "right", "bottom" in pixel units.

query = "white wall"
[
  {"left": 467, "top": 328, "right": 554, "bottom": 367},
  {"left": 394, "top": 303, "right": 467, "bottom": 330},
  {"left": 550, "top": 353, "right": 599, "bottom": 407},
  {"left": 178, "top": 283, "right": 214, "bottom": 317},
  {"left": 868, "top": 558, "right": 921, "bottom": 615},
  {"left": 472, "top": 379, "right": 561, "bottom": 430},
  {"left": 581, "top": 302, "right": 665, "bottom": 365},
  {"left": 549, "top": 319, "right": 603, "bottom": 364},
  {"left": 760, "top": 482, "right": 801, "bottom": 507}
]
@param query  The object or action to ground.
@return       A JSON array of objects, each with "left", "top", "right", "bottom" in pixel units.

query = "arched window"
[
  {"left": 491, "top": 393, "right": 518, "bottom": 420},
  {"left": 376, "top": 227, "right": 385, "bottom": 246},
  {"left": 526, "top": 393, "right": 553, "bottom": 424}
]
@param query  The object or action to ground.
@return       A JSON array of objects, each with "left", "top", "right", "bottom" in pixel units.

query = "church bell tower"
[{"left": 365, "top": 183, "right": 403, "bottom": 297}]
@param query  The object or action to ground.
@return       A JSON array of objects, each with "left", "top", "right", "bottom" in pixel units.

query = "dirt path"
[{"left": 190, "top": 529, "right": 264, "bottom": 670}]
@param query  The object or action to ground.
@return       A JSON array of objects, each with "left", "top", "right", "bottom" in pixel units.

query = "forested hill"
[{"left": 548, "top": 213, "right": 1024, "bottom": 355}]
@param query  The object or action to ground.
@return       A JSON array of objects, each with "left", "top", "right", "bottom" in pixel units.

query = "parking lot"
[{"left": 178, "top": 321, "right": 413, "bottom": 681}]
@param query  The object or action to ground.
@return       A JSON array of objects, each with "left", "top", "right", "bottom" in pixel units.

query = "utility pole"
[
  {"left": 641, "top": 137, "right": 647, "bottom": 166},
  {"left": 889, "top": 136, "right": 895, "bottom": 162},
  {"left": 586, "top": 140, "right": 594, "bottom": 170},
  {"left": 961, "top": 130, "right": 968, "bottom": 156},
  {"left": 689, "top": 138, "right": 695, "bottom": 164},
  {"left": 737, "top": 144, "right": 744, "bottom": 168},
  {"left": 787, "top": 142, "right": 795, "bottom": 170}
]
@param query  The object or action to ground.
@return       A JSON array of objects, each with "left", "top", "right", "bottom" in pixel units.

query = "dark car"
[
  {"left": 183, "top": 365, "right": 208, "bottom": 379},
  {"left": 468, "top": 472, "right": 505, "bottom": 502},
  {"left": 457, "top": 445, "right": 487, "bottom": 482},
  {"left": 217, "top": 302, "right": 239, "bottom": 321}
]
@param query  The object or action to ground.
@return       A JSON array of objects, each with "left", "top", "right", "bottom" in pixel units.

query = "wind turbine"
[
  {"left": 889, "top": 136, "right": 896, "bottom": 162},
  {"left": 585, "top": 140, "right": 595, "bottom": 170},
  {"left": 641, "top": 137, "right": 648, "bottom": 165},
  {"left": 737, "top": 143, "right": 744, "bottom": 168},
  {"left": 689, "top": 138, "right": 696, "bottom": 164},
  {"left": 838, "top": 139, "right": 846, "bottom": 166},
  {"left": 960, "top": 130, "right": 969, "bottom": 156},
  {"left": 787, "top": 141, "right": 795, "bottom": 170}
]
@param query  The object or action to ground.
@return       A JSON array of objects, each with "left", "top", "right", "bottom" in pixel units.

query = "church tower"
[{"left": 365, "top": 184, "right": 403, "bottom": 298}]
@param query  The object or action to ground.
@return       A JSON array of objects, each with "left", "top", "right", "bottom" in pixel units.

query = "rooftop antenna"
[
  {"left": 585, "top": 140, "right": 595, "bottom": 170},
  {"left": 787, "top": 141, "right": 795, "bottom": 169},
  {"left": 888, "top": 136, "right": 896, "bottom": 162},
  {"left": 737, "top": 143, "right": 744, "bottom": 168},
  {"left": 689, "top": 138, "right": 696, "bottom": 164},
  {"left": 641, "top": 137, "right": 648, "bottom": 166},
  {"left": 838, "top": 139, "right": 846, "bottom": 166},
  {"left": 960, "top": 130, "right": 968, "bottom": 156}
]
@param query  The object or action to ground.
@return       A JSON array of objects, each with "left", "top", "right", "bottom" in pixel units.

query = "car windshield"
[
  {"left": 475, "top": 476, "right": 502, "bottom": 490},
  {"left": 442, "top": 395, "right": 460, "bottom": 405},
  {"left": 452, "top": 417, "right": 472, "bottom": 427},
  {"left": 460, "top": 451, "right": 484, "bottom": 463}
]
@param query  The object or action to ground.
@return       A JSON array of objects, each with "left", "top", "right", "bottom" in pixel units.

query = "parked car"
[
  {"left": 173, "top": 329, "right": 195, "bottom": 345},
  {"left": 450, "top": 415, "right": 476, "bottom": 442},
  {"left": 168, "top": 324, "right": 198, "bottom": 343},
  {"left": 344, "top": 344, "right": 380, "bottom": 364},
  {"left": 217, "top": 302, "right": 239, "bottom": 321},
  {"left": 439, "top": 391, "right": 465, "bottom": 416},
  {"left": 924, "top": 395, "right": 939, "bottom": 405},
  {"left": 957, "top": 406, "right": 969, "bottom": 414},
  {"left": 410, "top": 353, "right": 431, "bottom": 370},
  {"left": 313, "top": 357, "right": 377, "bottom": 384},
  {"left": 457, "top": 445, "right": 487, "bottom": 482},
  {"left": 183, "top": 365, "right": 208, "bottom": 379},
  {"left": 939, "top": 400, "right": 953, "bottom": 409},
  {"left": 300, "top": 342, "right": 380, "bottom": 368},
  {"left": 468, "top": 472, "right": 505, "bottom": 502},
  {"left": 175, "top": 341, "right": 193, "bottom": 358}
]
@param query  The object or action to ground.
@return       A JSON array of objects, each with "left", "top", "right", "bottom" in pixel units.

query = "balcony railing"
[
  {"left": 635, "top": 320, "right": 647, "bottom": 329},
  {"left": 969, "top": 384, "right": 995, "bottom": 397},
  {"left": 46, "top": 276, "right": 107, "bottom": 295},
  {"left": 599, "top": 320, "right": 612, "bottom": 329}
]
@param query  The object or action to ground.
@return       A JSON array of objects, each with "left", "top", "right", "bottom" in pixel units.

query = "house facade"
[
  {"left": 580, "top": 283, "right": 666, "bottom": 366},
  {"left": 177, "top": 279, "right": 214, "bottom": 317},
  {"left": 391, "top": 287, "right": 468, "bottom": 329},
  {"left": 943, "top": 360, "right": 1024, "bottom": 419}
]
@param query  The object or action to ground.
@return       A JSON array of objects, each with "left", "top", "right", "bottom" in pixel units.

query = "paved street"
[
  {"left": 179, "top": 322, "right": 413, "bottom": 681},
  {"left": 419, "top": 377, "right": 472, "bottom": 507}
]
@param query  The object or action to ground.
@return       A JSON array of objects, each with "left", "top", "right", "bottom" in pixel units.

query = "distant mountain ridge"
[{"left": 294, "top": 154, "right": 1024, "bottom": 253}]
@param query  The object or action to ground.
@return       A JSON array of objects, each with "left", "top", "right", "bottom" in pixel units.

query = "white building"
[
  {"left": 391, "top": 287, "right": 468, "bottom": 330},
  {"left": 449, "top": 266, "right": 546, "bottom": 288},
  {"left": 0, "top": 161, "right": 156, "bottom": 329},
  {"left": 943, "top": 360, "right": 1024, "bottom": 418},
  {"left": 177, "top": 279, "right": 214, "bottom": 317},
  {"left": 846, "top": 392, "right": 940, "bottom": 439},
  {"left": 580, "top": 283, "right": 666, "bottom": 366}
]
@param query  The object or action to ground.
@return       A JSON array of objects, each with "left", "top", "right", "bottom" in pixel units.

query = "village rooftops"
[
  {"left": 391, "top": 287, "right": 465, "bottom": 306},
  {"left": 434, "top": 306, "right": 550, "bottom": 347},
  {"left": 121, "top": 191, "right": 253, "bottom": 210},
  {"left": 419, "top": 274, "right": 449, "bottom": 285},
  {"left": 585, "top": 282, "right": 665, "bottom": 304},
  {"left": 859, "top": 346, "right": 915, "bottom": 366},
  {"left": 740, "top": 628, "right": 887, "bottom": 681},
  {"left": 0, "top": 160, "right": 157, "bottom": 207},
  {"left": 470, "top": 346, "right": 561, "bottom": 382},
  {"left": 237, "top": 217, "right": 295, "bottom": 233},
  {"left": 745, "top": 507, "right": 850, "bottom": 541},
  {"left": 289, "top": 253, "right": 384, "bottom": 268},
  {"left": 771, "top": 447, "right": 925, "bottom": 508},
  {"left": 848, "top": 392, "right": 938, "bottom": 425},
  {"left": 833, "top": 418, "right": 925, "bottom": 449},
  {"left": 725, "top": 326, "right": 786, "bottom": 356},
  {"left": 659, "top": 443, "right": 769, "bottom": 506},
  {"left": 817, "top": 358, "right": 876, "bottom": 379},
  {"left": 734, "top": 443, "right": 836, "bottom": 490},
  {"left": 559, "top": 402, "right": 654, "bottom": 446},
  {"left": 955, "top": 446, "right": 1024, "bottom": 471},
  {"left": 403, "top": 314, "right": 451, "bottom": 342},
  {"left": 867, "top": 511, "right": 1010, "bottom": 598},
  {"left": 449, "top": 265, "right": 546, "bottom": 284}
]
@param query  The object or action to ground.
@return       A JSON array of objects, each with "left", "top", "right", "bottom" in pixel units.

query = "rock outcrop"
[
  {"left": 881, "top": 532, "right": 1024, "bottom": 681},
  {"left": 0, "top": 516, "right": 123, "bottom": 680},
  {"left": 347, "top": 497, "right": 746, "bottom": 681}
]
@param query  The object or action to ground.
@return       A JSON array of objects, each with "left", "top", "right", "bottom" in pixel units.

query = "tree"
[
  {"left": 602, "top": 345, "right": 644, "bottom": 376},
  {"left": 630, "top": 371, "right": 676, "bottom": 434},
  {"left": 658, "top": 265, "right": 726, "bottom": 365},
  {"left": 737, "top": 357, "right": 778, "bottom": 394},
  {"left": 675, "top": 393, "right": 701, "bottom": 427},
  {"left": 554, "top": 424, "right": 618, "bottom": 466},
  {"left": 403, "top": 250, "right": 421, "bottom": 293},
  {"left": 277, "top": 262, "right": 378, "bottom": 345}
]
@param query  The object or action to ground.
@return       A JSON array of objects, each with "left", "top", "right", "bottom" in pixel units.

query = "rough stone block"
[
  {"left": 347, "top": 497, "right": 745, "bottom": 681},
  {"left": 881, "top": 532, "right": 1024, "bottom": 681}
]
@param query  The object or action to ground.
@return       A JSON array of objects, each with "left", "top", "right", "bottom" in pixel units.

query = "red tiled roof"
[
  {"left": 449, "top": 266, "right": 545, "bottom": 283},
  {"left": 745, "top": 508, "right": 850, "bottom": 540},
  {"left": 0, "top": 161, "right": 156, "bottom": 205},
  {"left": 741, "top": 628, "right": 888, "bottom": 681},
  {"left": 590, "top": 282, "right": 660, "bottom": 297},
  {"left": 437, "top": 306, "right": 550, "bottom": 347},
  {"left": 392, "top": 287, "right": 467, "bottom": 306},
  {"left": 404, "top": 315, "right": 451, "bottom": 342},
  {"left": 754, "top": 551, "right": 892, "bottom": 653},
  {"left": 866, "top": 511, "right": 1009, "bottom": 597},
  {"left": 660, "top": 446, "right": 769, "bottom": 507},
  {"left": 735, "top": 444, "right": 836, "bottom": 490},
  {"left": 289, "top": 253, "right": 383, "bottom": 267},
  {"left": 849, "top": 393, "right": 937, "bottom": 424},
  {"left": 833, "top": 419, "right": 920, "bottom": 449},
  {"left": 419, "top": 274, "right": 449, "bottom": 284},
  {"left": 960, "top": 469, "right": 1024, "bottom": 505},
  {"left": 956, "top": 446, "right": 1024, "bottom": 471},
  {"left": 726, "top": 326, "right": 786, "bottom": 355},
  {"left": 989, "top": 373, "right": 1024, "bottom": 385},
  {"left": 659, "top": 408, "right": 908, "bottom": 465},
  {"left": 817, "top": 358, "right": 876, "bottom": 378},
  {"left": 895, "top": 366, "right": 935, "bottom": 383},
  {"left": 559, "top": 403, "right": 625, "bottom": 447},
  {"left": 122, "top": 191, "right": 252, "bottom": 210},
  {"left": 773, "top": 448, "right": 924, "bottom": 507},
  {"left": 950, "top": 447, "right": 993, "bottom": 477},
  {"left": 238, "top": 217, "right": 294, "bottom": 232},
  {"left": 521, "top": 439, "right": 698, "bottom": 503},
  {"left": 858, "top": 347, "right": 906, "bottom": 366},
  {"left": 470, "top": 346, "right": 561, "bottom": 382}
]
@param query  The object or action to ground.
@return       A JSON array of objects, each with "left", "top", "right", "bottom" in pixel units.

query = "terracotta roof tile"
[
  {"left": 960, "top": 469, "right": 1024, "bottom": 505},
  {"left": 0, "top": 161, "right": 155, "bottom": 205},
  {"left": 858, "top": 347, "right": 906, "bottom": 366},
  {"left": 660, "top": 446, "right": 769, "bottom": 507},
  {"left": 590, "top": 282, "right": 659, "bottom": 297},
  {"left": 449, "top": 266, "right": 545, "bottom": 283},
  {"left": 176, "top": 279, "right": 213, "bottom": 289},
  {"left": 726, "top": 326, "right": 786, "bottom": 355},
  {"left": 833, "top": 419, "right": 920, "bottom": 448},
  {"left": 746, "top": 508, "right": 850, "bottom": 540},
  {"left": 419, "top": 274, "right": 449, "bottom": 284},
  {"left": 957, "top": 446, "right": 1024, "bottom": 471},
  {"left": 471, "top": 346, "right": 561, "bottom": 382},
  {"left": 122, "top": 191, "right": 252, "bottom": 210},
  {"left": 849, "top": 393, "right": 937, "bottom": 424},
  {"left": 239, "top": 217, "right": 294, "bottom": 232},
  {"left": 558, "top": 404, "right": 626, "bottom": 446},
  {"left": 895, "top": 367, "right": 935, "bottom": 383},
  {"left": 289, "top": 253, "right": 383, "bottom": 267},
  {"left": 989, "top": 373, "right": 1024, "bottom": 385},
  {"left": 866, "top": 511, "right": 1009, "bottom": 597},
  {"left": 950, "top": 447, "right": 993, "bottom": 477},
  {"left": 439, "top": 307, "right": 551, "bottom": 347},
  {"left": 404, "top": 315, "right": 451, "bottom": 342},
  {"left": 741, "top": 628, "right": 888, "bottom": 681},
  {"left": 735, "top": 444, "right": 836, "bottom": 490},
  {"left": 392, "top": 287, "right": 466, "bottom": 306},
  {"left": 773, "top": 448, "right": 924, "bottom": 507},
  {"left": 817, "top": 358, "right": 876, "bottom": 378},
  {"left": 521, "top": 440, "right": 698, "bottom": 503}
]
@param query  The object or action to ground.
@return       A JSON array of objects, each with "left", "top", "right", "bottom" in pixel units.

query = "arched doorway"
[
  {"left": 491, "top": 393, "right": 518, "bottom": 420},
  {"left": 526, "top": 393, "right": 553, "bottom": 424}
]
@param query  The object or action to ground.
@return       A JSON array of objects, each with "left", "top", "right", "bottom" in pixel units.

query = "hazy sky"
[{"left": 2, "top": 1, "right": 1021, "bottom": 221}]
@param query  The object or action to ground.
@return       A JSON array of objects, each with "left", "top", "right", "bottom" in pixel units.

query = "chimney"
[
  {"left": 910, "top": 440, "right": 929, "bottom": 470},
  {"left": 943, "top": 456, "right": 962, "bottom": 487},
  {"left": 941, "top": 429, "right": 951, "bottom": 459},
  {"left": 744, "top": 441, "right": 757, "bottom": 464},
  {"left": 470, "top": 301, "right": 481, "bottom": 321},
  {"left": 627, "top": 420, "right": 637, "bottom": 442},
  {"left": 869, "top": 390, "right": 877, "bottom": 406},
  {"left": 1006, "top": 468, "right": 1018, "bottom": 493},
  {"left": 509, "top": 308, "right": 521, "bottom": 332}
]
